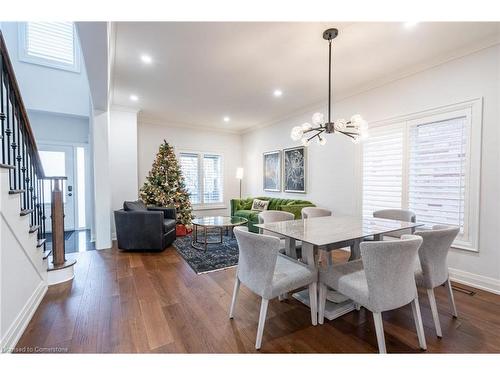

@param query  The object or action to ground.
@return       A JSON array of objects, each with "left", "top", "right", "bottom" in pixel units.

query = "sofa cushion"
[
  {"left": 251, "top": 198, "right": 269, "bottom": 211},
  {"left": 234, "top": 209, "right": 260, "bottom": 222},
  {"left": 124, "top": 200, "right": 147, "bottom": 211},
  {"left": 163, "top": 219, "right": 176, "bottom": 233}
]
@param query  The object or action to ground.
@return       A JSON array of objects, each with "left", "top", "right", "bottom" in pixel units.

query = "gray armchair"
[
  {"left": 114, "top": 200, "right": 177, "bottom": 251},
  {"left": 414, "top": 225, "right": 460, "bottom": 337},
  {"left": 318, "top": 235, "right": 427, "bottom": 353}
]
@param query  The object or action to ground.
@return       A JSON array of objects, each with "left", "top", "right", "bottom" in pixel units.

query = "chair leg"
[
  {"left": 308, "top": 282, "right": 318, "bottom": 326},
  {"left": 318, "top": 283, "right": 327, "bottom": 325},
  {"left": 411, "top": 296, "right": 427, "bottom": 350},
  {"left": 255, "top": 298, "right": 269, "bottom": 350},
  {"left": 372, "top": 312, "right": 387, "bottom": 354},
  {"left": 445, "top": 278, "right": 458, "bottom": 318},
  {"left": 229, "top": 277, "right": 240, "bottom": 319},
  {"left": 427, "top": 288, "right": 442, "bottom": 338}
]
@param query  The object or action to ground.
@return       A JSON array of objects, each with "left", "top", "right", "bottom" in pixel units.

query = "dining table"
[{"left": 255, "top": 215, "right": 424, "bottom": 320}]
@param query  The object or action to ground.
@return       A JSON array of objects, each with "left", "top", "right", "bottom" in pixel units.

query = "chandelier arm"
[
  {"left": 306, "top": 129, "right": 324, "bottom": 142},
  {"left": 339, "top": 131, "right": 359, "bottom": 136}
]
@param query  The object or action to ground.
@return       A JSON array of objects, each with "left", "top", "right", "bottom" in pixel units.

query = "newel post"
[{"left": 47, "top": 176, "right": 76, "bottom": 285}]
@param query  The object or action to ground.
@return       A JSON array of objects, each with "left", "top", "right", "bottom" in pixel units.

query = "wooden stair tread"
[
  {"left": 9, "top": 189, "right": 25, "bottom": 194},
  {"left": 0, "top": 163, "right": 15, "bottom": 170},
  {"left": 37, "top": 238, "right": 46, "bottom": 248},
  {"left": 29, "top": 225, "right": 40, "bottom": 233},
  {"left": 20, "top": 209, "right": 34, "bottom": 216}
]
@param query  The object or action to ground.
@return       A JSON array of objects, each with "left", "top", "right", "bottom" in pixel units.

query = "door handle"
[{"left": 68, "top": 193, "right": 73, "bottom": 196}]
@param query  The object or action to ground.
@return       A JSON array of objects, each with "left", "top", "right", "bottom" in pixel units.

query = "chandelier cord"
[{"left": 328, "top": 39, "right": 332, "bottom": 126}]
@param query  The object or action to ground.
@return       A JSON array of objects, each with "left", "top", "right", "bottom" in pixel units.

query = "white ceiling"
[{"left": 112, "top": 22, "right": 500, "bottom": 132}]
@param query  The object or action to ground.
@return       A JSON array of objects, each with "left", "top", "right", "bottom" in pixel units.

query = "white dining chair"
[
  {"left": 318, "top": 235, "right": 426, "bottom": 353},
  {"left": 414, "top": 225, "right": 460, "bottom": 337},
  {"left": 258, "top": 210, "right": 297, "bottom": 257},
  {"left": 301, "top": 207, "right": 332, "bottom": 219},
  {"left": 230, "top": 226, "right": 318, "bottom": 350},
  {"left": 373, "top": 209, "right": 416, "bottom": 240}
]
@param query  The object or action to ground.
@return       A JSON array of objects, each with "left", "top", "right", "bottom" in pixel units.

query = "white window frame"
[
  {"left": 361, "top": 98, "right": 482, "bottom": 252},
  {"left": 178, "top": 150, "right": 225, "bottom": 210},
  {"left": 18, "top": 22, "right": 81, "bottom": 73}
]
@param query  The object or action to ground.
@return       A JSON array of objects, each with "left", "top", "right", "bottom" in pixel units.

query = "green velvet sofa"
[{"left": 230, "top": 197, "right": 315, "bottom": 233}]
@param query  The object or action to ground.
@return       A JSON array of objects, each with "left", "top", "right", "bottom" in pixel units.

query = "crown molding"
[
  {"left": 110, "top": 104, "right": 140, "bottom": 114},
  {"left": 138, "top": 114, "right": 241, "bottom": 135}
]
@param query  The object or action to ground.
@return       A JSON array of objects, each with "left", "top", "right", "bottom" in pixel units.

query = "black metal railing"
[{"left": 1, "top": 30, "right": 47, "bottom": 249}]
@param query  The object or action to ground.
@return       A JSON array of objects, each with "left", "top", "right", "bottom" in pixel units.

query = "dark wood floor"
[{"left": 15, "top": 244, "right": 500, "bottom": 353}]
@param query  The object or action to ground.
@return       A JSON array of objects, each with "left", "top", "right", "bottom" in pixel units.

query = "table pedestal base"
[{"left": 292, "top": 290, "right": 355, "bottom": 321}]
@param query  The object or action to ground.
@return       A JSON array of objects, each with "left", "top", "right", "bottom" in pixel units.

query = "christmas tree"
[{"left": 140, "top": 140, "right": 194, "bottom": 227}]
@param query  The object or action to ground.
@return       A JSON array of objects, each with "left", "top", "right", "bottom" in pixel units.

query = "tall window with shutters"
[
  {"left": 362, "top": 100, "right": 482, "bottom": 251},
  {"left": 18, "top": 22, "right": 80, "bottom": 72},
  {"left": 179, "top": 151, "right": 224, "bottom": 207}
]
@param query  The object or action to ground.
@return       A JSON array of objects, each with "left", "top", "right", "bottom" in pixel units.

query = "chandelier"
[{"left": 290, "top": 28, "right": 368, "bottom": 146}]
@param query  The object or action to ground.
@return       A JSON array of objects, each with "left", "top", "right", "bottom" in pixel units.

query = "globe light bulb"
[
  {"left": 301, "top": 122, "right": 312, "bottom": 131},
  {"left": 350, "top": 114, "right": 363, "bottom": 126},
  {"left": 317, "top": 136, "right": 327, "bottom": 146},
  {"left": 301, "top": 137, "right": 310, "bottom": 147},
  {"left": 311, "top": 112, "right": 325, "bottom": 126},
  {"left": 290, "top": 126, "right": 304, "bottom": 141},
  {"left": 335, "top": 119, "right": 347, "bottom": 131}
]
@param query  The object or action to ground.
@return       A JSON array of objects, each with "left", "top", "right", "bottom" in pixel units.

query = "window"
[
  {"left": 18, "top": 22, "right": 80, "bottom": 72},
  {"left": 179, "top": 152, "right": 224, "bottom": 207},
  {"left": 362, "top": 99, "right": 482, "bottom": 251}
]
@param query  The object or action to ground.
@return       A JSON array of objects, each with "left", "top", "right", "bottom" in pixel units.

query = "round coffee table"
[{"left": 191, "top": 216, "right": 248, "bottom": 251}]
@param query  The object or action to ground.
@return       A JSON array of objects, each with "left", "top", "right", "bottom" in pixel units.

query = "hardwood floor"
[{"left": 15, "top": 244, "right": 500, "bottom": 353}]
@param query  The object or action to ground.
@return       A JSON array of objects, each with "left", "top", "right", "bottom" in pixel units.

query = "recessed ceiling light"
[
  {"left": 223, "top": 116, "right": 230, "bottom": 123},
  {"left": 403, "top": 22, "right": 419, "bottom": 29},
  {"left": 273, "top": 89, "right": 283, "bottom": 97},
  {"left": 140, "top": 54, "right": 152, "bottom": 64},
  {"left": 129, "top": 94, "right": 139, "bottom": 102}
]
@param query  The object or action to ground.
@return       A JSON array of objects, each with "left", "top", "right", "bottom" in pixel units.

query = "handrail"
[
  {"left": 0, "top": 29, "right": 48, "bottom": 248},
  {"left": 0, "top": 30, "right": 45, "bottom": 178}
]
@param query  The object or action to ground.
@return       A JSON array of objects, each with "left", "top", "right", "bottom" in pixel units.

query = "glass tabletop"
[
  {"left": 192, "top": 216, "right": 248, "bottom": 227},
  {"left": 255, "top": 215, "right": 424, "bottom": 246}
]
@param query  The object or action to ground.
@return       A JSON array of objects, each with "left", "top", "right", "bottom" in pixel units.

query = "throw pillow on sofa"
[{"left": 251, "top": 198, "right": 269, "bottom": 211}]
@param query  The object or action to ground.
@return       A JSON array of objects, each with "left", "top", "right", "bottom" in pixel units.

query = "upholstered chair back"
[
  {"left": 414, "top": 225, "right": 459, "bottom": 289},
  {"left": 257, "top": 210, "right": 295, "bottom": 238},
  {"left": 373, "top": 209, "right": 416, "bottom": 237},
  {"left": 233, "top": 226, "right": 280, "bottom": 298},
  {"left": 301, "top": 207, "right": 332, "bottom": 219},
  {"left": 361, "top": 235, "right": 422, "bottom": 312}
]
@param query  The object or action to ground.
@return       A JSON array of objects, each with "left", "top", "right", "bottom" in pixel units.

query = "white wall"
[
  {"left": 138, "top": 121, "right": 243, "bottom": 217},
  {"left": 1, "top": 22, "right": 90, "bottom": 118},
  {"left": 242, "top": 45, "right": 500, "bottom": 291},
  {"left": 28, "top": 110, "right": 90, "bottom": 144},
  {"left": 109, "top": 108, "right": 139, "bottom": 236}
]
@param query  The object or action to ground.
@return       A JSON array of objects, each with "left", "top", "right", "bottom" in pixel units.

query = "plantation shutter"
[
  {"left": 408, "top": 116, "right": 467, "bottom": 235},
  {"left": 203, "top": 154, "right": 223, "bottom": 204},
  {"left": 362, "top": 124, "right": 404, "bottom": 217},
  {"left": 25, "top": 22, "right": 75, "bottom": 65},
  {"left": 179, "top": 153, "right": 200, "bottom": 204}
]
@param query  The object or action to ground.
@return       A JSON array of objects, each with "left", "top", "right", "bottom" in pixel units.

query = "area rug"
[{"left": 173, "top": 231, "right": 239, "bottom": 274}]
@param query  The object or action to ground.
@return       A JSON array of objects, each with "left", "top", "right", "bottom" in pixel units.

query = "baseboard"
[
  {"left": 1, "top": 281, "right": 48, "bottom": 353},
  {"left": 449, "top": 267, "right": 500, "bottom": 295}
]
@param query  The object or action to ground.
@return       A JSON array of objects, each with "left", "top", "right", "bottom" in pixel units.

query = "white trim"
[
  {"left": 449, "top": 267, "right": 500, "bottom": 296},
  {"left": 17, "top": 22, "right": 81, "bottom": 73},
  {"left": 1, "top": 281, "right": 47, "bottom": 352},
  {"left": 361, "top": 98, "right": 482, "bottom": 252}
]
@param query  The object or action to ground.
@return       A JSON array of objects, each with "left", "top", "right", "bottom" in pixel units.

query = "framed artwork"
[
  {"left": 283, "top": 146, "right": 306, "bottom": 193},
  {"left": 263, "top": 150, "right": 282, "bottom": 191}
]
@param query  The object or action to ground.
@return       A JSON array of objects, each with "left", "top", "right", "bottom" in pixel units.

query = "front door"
[{"left": 39, "top": 144, "right": 75, "bottom": 231}]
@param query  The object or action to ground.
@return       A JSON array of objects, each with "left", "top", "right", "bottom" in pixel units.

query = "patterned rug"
[{"left": 173, "top": 231, "right": 239, "bottom": 274}]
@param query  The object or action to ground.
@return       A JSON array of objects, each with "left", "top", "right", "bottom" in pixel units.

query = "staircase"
[{"left": 0, "top": 31, "right": 51, "bottom": 352}]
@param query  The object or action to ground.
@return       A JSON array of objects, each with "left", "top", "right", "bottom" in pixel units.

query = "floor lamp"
[{"left": 236, "top": 167, "right": 244, "bottom": 199}]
